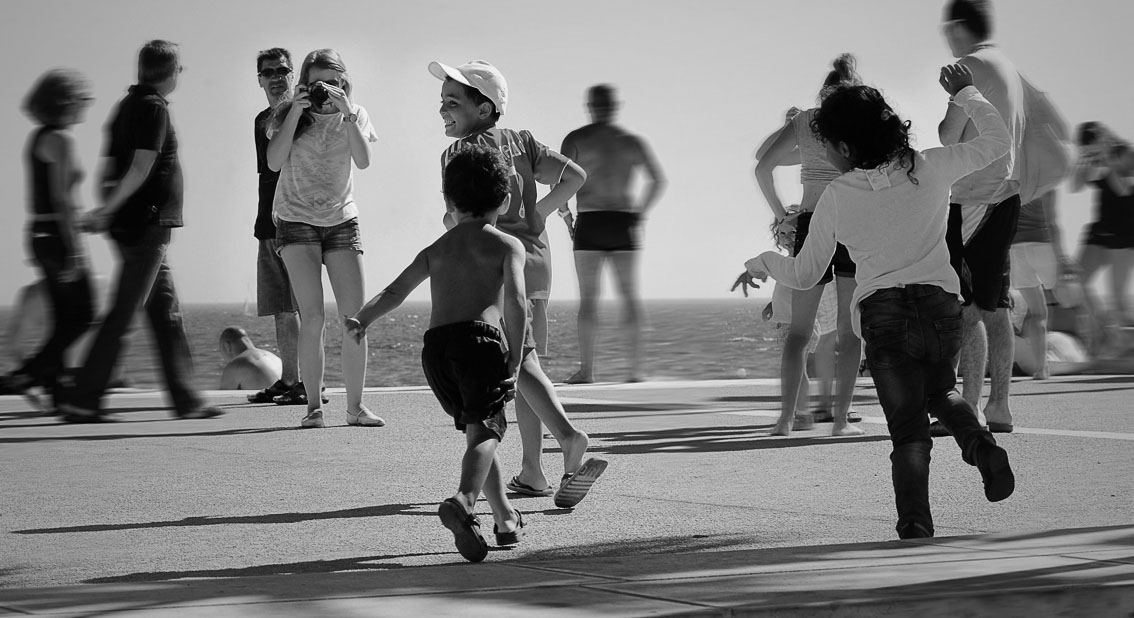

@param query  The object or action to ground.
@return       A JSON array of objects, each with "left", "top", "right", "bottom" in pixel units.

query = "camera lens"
[{"left": 309, "top": 83, "right": 329, "bottom": 105}]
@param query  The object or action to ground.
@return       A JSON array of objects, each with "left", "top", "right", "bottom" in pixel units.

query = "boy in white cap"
[{"left": 429, "top": 59, "right": 607, "bottom": 509}]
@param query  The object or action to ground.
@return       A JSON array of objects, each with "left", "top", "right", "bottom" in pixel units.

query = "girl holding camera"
[{"left": 266, "top": 48, "right": 382, "bottom": 429}]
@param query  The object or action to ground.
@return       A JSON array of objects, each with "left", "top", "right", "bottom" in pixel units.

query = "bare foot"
[
  {"left": 565, "top": 369, "right": 594, "bottom": 385},
  {"left": 1033, "top": 370, "right": 1049, "bottom": 380},
  {"left": 832, "top": 421, "right": 865, "bottom": 436},
  {"left": 561, "top": 430, "right": 589, "bottom": 476}
]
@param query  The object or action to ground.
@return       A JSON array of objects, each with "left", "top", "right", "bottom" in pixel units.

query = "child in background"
[
  {"left": 429, "top": 59, "right": 606, "bottom": 508},
  {"left": 741, "top": 65, "right": 1015, "bottom": 539},
  {"left": 346, "top": 145, "right": 525, "bottom": 563}
]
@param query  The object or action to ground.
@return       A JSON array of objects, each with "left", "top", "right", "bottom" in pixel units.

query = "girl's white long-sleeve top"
[{"left": 746, "top": 86, "right": 1011, "bottom": 337}]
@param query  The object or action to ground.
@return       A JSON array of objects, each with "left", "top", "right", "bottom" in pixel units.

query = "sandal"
[
  {"left": 438, "top": 498, "right": 488, "bottom": 562},
  {"left": 553, "top": 458, "right": 608, "bottom": 508},
  {"left": 493, "top": 510, "right": 525, "bottom": 546},
  {"left": 506, "top": 476, "right": 553, "bottom": 497}
]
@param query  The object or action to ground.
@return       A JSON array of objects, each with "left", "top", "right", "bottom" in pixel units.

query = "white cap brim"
[{"left": 428, "top": 61, "right": 471, "bottom": 87}]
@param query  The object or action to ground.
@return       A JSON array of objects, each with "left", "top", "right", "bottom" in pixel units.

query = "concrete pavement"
[{"left": 2, "top": 376, "right": 1133, "bottom": 616}]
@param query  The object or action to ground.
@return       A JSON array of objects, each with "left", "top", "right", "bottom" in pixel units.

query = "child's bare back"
[{"left": 426, "top": 221, "right": 525, "bottom": 330}]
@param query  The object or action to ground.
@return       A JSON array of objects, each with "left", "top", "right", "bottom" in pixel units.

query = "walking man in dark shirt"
[
  {"left": 58, "top": 40, "right": 222, "bottom": 422},
  {"left": 246, "top": 47, "right": 307, "bottom": 406}
]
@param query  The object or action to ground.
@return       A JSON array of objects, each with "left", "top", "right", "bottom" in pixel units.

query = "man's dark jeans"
[
  {"left": 860, "top": 284, "right": 991, "bottom": 536},
  {"left": 67, "top": 225, "right": 202, "bottom": 415}
]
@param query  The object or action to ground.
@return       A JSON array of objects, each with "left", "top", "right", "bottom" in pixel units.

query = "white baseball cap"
[{"left": 429, "top": 60, "right": 507, "bottom": 116}]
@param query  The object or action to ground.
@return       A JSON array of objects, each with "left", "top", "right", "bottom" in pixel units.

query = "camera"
[{"left": 307, "top": 82, "right": 330, "bottom": 106}]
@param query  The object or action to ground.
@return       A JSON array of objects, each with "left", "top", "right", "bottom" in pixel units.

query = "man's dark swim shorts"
[
  {"left": 573, "top": 211, "right": 641, "bottom": 252},
  {"left": 422, "top": 320, "right": 511, "bottom": 440}
]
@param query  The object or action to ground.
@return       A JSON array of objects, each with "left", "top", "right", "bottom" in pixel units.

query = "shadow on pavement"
[
  {"left": 712, "top": 393, "right": 880, "bottom": 405},
  {"left": 1012, "top": 386, "right": 1134, "bottom": 397},
  {"left": 0, "top": 425, "right": 297, "bottom": 444},
  {"left": 14, "top": 503, "right": 438, "bottom": 535},
  {"left": 2, "top": 526, "right": 1130, "bottom": 616},
  {"left": 84, "top": 551, "right": 455, "bottom": 583},
  {"left": 582, "top": 424, "right": 889, "bottom": 456},
  {"left": 560, "top": 402, "right": 696, "bottom": 414}
]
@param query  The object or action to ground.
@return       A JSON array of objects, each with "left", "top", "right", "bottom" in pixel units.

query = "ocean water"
[{"left": 2, "top": 298, "right": 783, "bottom": 390}]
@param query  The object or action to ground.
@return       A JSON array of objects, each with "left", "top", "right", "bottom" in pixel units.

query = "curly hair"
[
  {"left": 443, "top": 144, "right": 511, "bottom": 217},
  {"left": 810, "top": 84, "right": 918, "bottom": 184}
]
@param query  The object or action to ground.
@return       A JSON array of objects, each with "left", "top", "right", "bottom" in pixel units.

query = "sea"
[{"left": 1, "top": 298, "right": 784, "bottom": 390}]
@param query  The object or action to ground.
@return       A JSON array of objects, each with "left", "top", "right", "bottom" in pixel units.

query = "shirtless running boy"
[{"left": 345, "top": 145, "right": 525, "bottom": 563}]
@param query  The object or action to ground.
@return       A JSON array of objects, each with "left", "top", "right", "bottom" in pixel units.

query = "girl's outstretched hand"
[
  {"left": 939, "top": 63, "right": 975, "bottom": 97},
  {"left": 731, "top": 271, "right": 765, "bottom": 297}
]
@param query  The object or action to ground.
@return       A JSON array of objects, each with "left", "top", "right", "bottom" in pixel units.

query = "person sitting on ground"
[
  {"left": 345, "top": 145, "right": 527, "bottom": 563},
  {"left": 218, "top": 326, "right": 283, "bottom": 391},
  {"left": 740, "top": 65, "right": 1016, "bottom": 540}
]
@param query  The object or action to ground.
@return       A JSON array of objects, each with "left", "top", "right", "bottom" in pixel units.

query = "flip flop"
[
  {"left": 553, "top": 457, "right": 608, "bottom": 509},
  {"left": 438, "top": 498, "right": 488, "bottom": 562},
  {"left": 506, "top": 476, "right": 553, "bottom": 497},
  {"left": 493, "top": 510, "right": 525, "bottom": 546}
]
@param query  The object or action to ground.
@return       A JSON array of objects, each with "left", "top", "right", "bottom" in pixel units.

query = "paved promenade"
[{"left": 2, "top": 375, "right": 1132, "bottom": 616}]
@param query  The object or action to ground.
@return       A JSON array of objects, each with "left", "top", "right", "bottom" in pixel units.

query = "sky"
[{"left": 2, "top": 0, "right": 1133, "bottom": 306}]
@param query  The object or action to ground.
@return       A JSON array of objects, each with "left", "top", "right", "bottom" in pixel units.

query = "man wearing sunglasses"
[{"left": 247, "top": 48, "right": 306, "bottom": 406}]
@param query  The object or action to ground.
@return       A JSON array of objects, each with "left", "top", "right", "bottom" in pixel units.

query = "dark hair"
[
  {"left": 1113, "top": 142, "right": 1132, "bottom": 158},
  {"left": 819, "top": 53, "right": 861, "bottom": 100},
  {"left": 23, "top": 68, "right": 92, "bottom": 126},
  {"left": 1077, "top": 122, "right": 1100, "bottom": 146},
  {"left": 447, "top": 77, "right": 500, "bottom": 121},
  {"left": 588, "top": 84, "right": 616, "bottom": 107},
  {"left": 946, "top": 0, "right": 993, "bottom": 41},
  {"left": 443, "top": 144, "right": 511, "bottom": 216},
  {"left": 271, "top": 48, "right": 352, "bottom": 139},
  {"left": 138, "top": 40, "right": 180, "bottom": 85},
  {"left": 811, "top": 84, "right": 918, "bottom": 184},
  {"left": 256, "top": 47, "right": 292, "bottom": 73}
]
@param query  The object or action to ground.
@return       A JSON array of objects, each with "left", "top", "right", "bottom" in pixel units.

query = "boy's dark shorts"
[
  {"left": 946, "top": 195, "right": 1020, "bottom": 311},
  {"left": 422, "top": 320, "right": 511, "bottom": 440},
  {"left": 793, "top": 211, "right": 856, "bottom": 284}
]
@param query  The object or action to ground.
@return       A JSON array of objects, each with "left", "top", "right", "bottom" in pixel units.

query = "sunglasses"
[{"left": 258, "top": 66, "right": 293, "bottom": 79}]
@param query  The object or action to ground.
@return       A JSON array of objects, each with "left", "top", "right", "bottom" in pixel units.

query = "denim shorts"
[{"left": 275, "top": 218, "right": 363, "bottom": 255}]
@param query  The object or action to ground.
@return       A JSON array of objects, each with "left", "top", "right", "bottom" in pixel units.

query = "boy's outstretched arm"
[
  {"left": 501, "top": 238, "right": 527, "bottom": 378},
  {"left": 345, "top": 250, "right": 430, "bottom": 343},
  {"left": 536, "top": 160, "right": 587, "bottom": 219}
]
